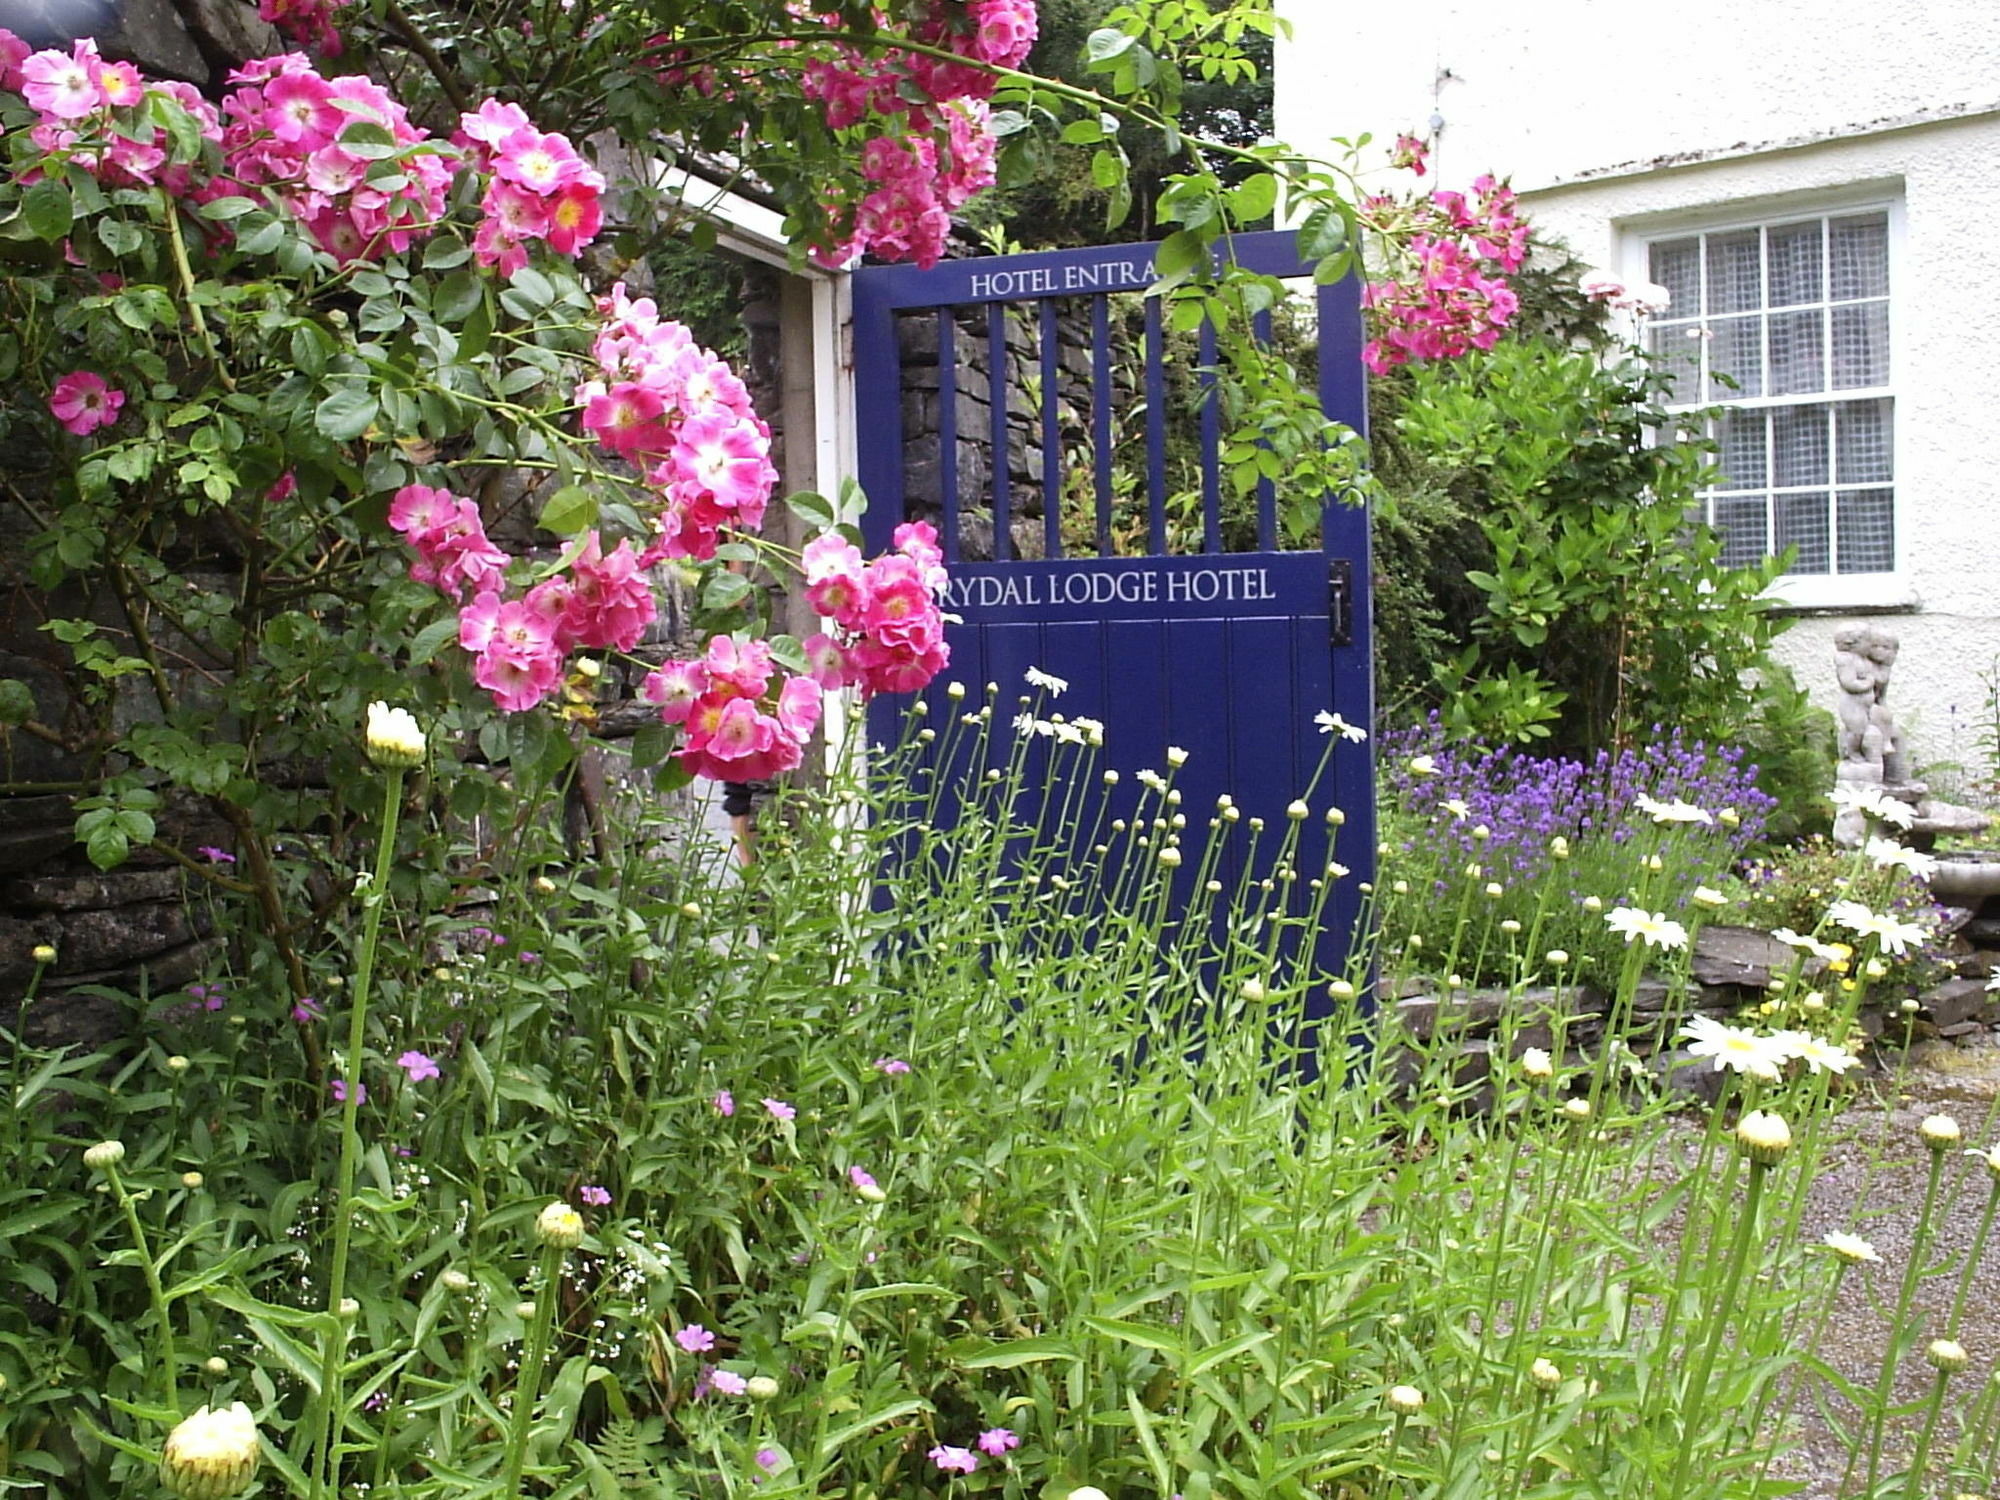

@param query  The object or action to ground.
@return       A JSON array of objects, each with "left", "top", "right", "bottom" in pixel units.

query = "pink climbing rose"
[{"left": 48, "top": 372, "right": 124, "bottom": 435}]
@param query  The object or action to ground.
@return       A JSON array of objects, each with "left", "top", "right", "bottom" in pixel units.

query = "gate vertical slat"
[
  {"left": 1039, "top": 298, "right": 1062, "bottom": 560},
  {"left": 1198, "top": 318, "right": 1221, "bottom": 553},
  {"left": 987, "top": 302, "right": 1012, "bottom": 561},
  {"left": 1144, "top": 295, "right": 1168, "bottom": 555},
  {"left": 937, "top": 307, "right": 961, "bottom": 563},
  {"left": 1090, "top": 296, "right": 1113, "bottom": 556},
  {"left": 1252, "top": 307, "right": 1277, "bottom": 551}
]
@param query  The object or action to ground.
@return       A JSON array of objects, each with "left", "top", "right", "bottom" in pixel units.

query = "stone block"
[
  {"left": 1691, "top": 924, "right": 1818, "bottom": 989},
  {"left": 6, "top": 869, "right": 185, "bottom": 912},
  {"left": 1921, "top": 977, "right": 1995, "bottom": 1031}
]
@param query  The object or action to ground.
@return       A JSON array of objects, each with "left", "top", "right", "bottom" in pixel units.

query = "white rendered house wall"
[{"left": 1274, "top": 1, "right": 2000, "bottom": 784}]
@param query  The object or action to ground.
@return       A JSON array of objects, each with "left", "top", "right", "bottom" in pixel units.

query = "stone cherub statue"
[{"left": 1830, "top": 625, "right": 1988, "bottom": 849}]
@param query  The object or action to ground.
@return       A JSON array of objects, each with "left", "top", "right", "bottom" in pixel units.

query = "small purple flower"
[
  {"left": 187, "top": 982, "right": 226, "bottom": 1012},
  {"left": 762, "top": 1098, "right": 795, "bottom": 1122},
  {"left": 677, "top": 1325, "right": 716, "bottom": 1353},
  {"left": 755, "top": 1447, "right": 783, "bottom": 1474},
  {"left": 714, "top": 1090, "right": 735, "bottom": 1117},
  {"left": 709, "top": 1367, "right": 748, "bottom": 1396},
  {"left": 292, "top": 996, "right": 324, "bottom": 1024},
  {"left": 976, "top": 1429, "right": 1019, "bottom": 1457},
  {"left": 579, "top": 1184, "right": 611, "bottom": 1207},
  {"left": 928, "top": 1445, "right": 979, "bottom": 1475},
  {"left": 873, "top": 1057, "right": 911, "bottom": 1075},
  {"left": 518, "top": 950, "right": 541, "bottom": 965},
  {"left": 396, "top": 1050, "right": 441, "bottom": 1083},
  {"left": 195, "top": 845, "right": 236, "bottom": 865},
  {"left": 330, "top": 1079, "right": 366, "bottom": 1105},
  {"left": 848, "top": 1165, "right": 878, "bottom": 1191}
]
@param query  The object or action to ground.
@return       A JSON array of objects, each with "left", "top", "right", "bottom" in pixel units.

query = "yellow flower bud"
[
  {"left": 1927, "top": 1339, "right": 1970, "bottom": 1373},
  {"left": 159, "top": 1401, "right": 260, "bottom": 1499},
  {"left": 535, "top": 1200, "right": 585, "bottom": 1250},
  {"left": 1387, "top": 1384, "right": 1425, "bottom": 1414},
  {"left": 1735, "top": 1109, "right": 1792, "bottom": 1166},
  {"left": 31, "top": 943, "right": 56, "bottom": 965},
  {"left": 363, "top": 701, "right": 425, "bottom": 769}
]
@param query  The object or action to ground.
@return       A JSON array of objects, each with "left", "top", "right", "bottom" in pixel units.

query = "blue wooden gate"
[{"left": 851, "top": 230, "right": 1374, "bottom": 993}]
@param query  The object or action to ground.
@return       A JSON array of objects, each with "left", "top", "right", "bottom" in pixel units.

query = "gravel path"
[{"left": 1775, "top": 1038, "right": 2000, "bottom": 1497}]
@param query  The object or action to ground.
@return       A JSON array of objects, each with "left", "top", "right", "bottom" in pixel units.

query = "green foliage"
[
  {"left": 1382, "top": 334, "right": 1788, "bottom": 756},
  {"left": 6, "top": 699, "right": 1984, "bottom": 1499}
]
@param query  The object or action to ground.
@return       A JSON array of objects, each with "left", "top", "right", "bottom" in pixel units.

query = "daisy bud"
[
  {"left": 1583, "top": 896, "right": 1603, "bottom": 913},
  {"left": 159, "top": 1401, "right": 260, "bottom": 1499},
  {"left": 364, "top": 701, "right": 425, "bottom": 769},
  {"left": 1521, "top": 1048, "right": 1553, "bottom": 1081},
  {"left": 1562, "top": 1098, "right": 1592, "bottom": 1122},
  {"left": 1646, "top": 854, "right": 1663, "bottom": 872},
  {"left": 747, "top": 1375, "right": 780, "bottom": 1400},
  {"left": 1550, "top": 836, "right": 1570, "bottom": 860},
  {"left": 680, "top": 902, "right": 702, "bottom": 918},
  {"left": 946, "top": 680, "right": 966, "bottom": 698},
  {"left": 1325, "top": 807, "right": 1345, "bottom": 826},
  {"left": 1921, "top": 1114, "right": 1962, "bottom": 1150},
  {"left": 1471, "top": 824, "right": 1491, "bottom": 843},
  {"left": 1546, "top": 949, "right": 1570, "bottom": 966},
  {"left": 1166, "top": 746, "right": 1188, "bottom": 768},
  {"left": 1865, "top": 958, "right": 1888, "bottom": 978},
  {"left": 535, "top": 1200, "right": 586, "bottom": 1250},
  {"left": 1249, "top": 817, "right": 1264, "bottom": 831},
  {"left": 166, "top": 1055, "right": 190, "bottom": 1073},
  {"left": 182, "top": 1172, "right": 204, "bottom": 1189},
  {"left": 1102, "top": 770, "right": 1119, "bottom": 786},
  {"left": 1530, "top": 1357, "right": 1562, "bottom": 1390},
  {"left": 1406, "top": 935, "right": 1422, "bottom": 951},
  {"left": 440, "top": 1269, "right": 473, "bottom": 1293},
  {"left": 1387, "top": 1384, "right": 1425, "bottom": 1414},
  {"left": 1926, "top": 1338, "right": 1970, "bottom": 1373},
  {"left": 1222, "top": 805, "right": 1240, "bottom": 822},
  {"left": 1899, "top": 996, "right": 1919, "bottom": 1013},
  {"left": 1718, "top": 807, "right": 1740, "bottom": 827},
  {"left": 31, "top": 943, "right": 56, "bottom": 965},
  {"left": 1500, "top": 919, "right": 1521, "bottom": 934},
  {"left": 1329, "top": 979, "right": 1357, "bottom": 1000},
  {"left": 1204, "top": 879, "right": 1222, "bottom": 893},
  {"left": 1693, "top": 886, "right": 1726, "bottom": 908},
  {"left": 1803, "top": 993, "right": 1825, "bottom": 1011},
  {"left": 203, "top": 1356, "right": 228, "bottom": 1376},
  {"left": 1241, "top": 978, "right": 1266, "bottom": 1002},
  {"left": 533, "top": 876, "right": 558, "bottom": 895},
  {"left": 1735, "top": 1110, "right": 1792, "bottom": 1166},
  {"left": 1483, "top": 883, "right": 1503, "bottom": 899},
  {"left": 83, "top": 1140, "right": 126, "bottom": 1172},
  {"left": 1464, "top": 862, "right": 1483, "bottom": 879},
  {"left": 1393, "top": 880, "right": 1410, "bottom": 894},
  {"left": 338, "top": 1298, "right": 359, "bottom": 1320},
  {"left": 1287, "top": 800, "right": 1309, "bottom": 821},
  {"left": 1157, "top": 847, "right": 1182, "bottom": 869},
  {"left": 515, "top": 1301, "right": 538, "bottom": 1320}
]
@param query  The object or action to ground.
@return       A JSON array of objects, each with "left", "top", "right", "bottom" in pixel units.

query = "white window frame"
[{"left": 1622, "top": 188, "right": 1914, "bottom": 612}]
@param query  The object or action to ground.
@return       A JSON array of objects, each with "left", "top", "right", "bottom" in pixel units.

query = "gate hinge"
[{"left": 1328, "top": 558, "right": 1354, "bottom": 647}]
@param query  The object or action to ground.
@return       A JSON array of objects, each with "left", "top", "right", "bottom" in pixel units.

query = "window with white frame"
[{"left": 1645, "top": 209, "right": 1894, "bottom": 577}]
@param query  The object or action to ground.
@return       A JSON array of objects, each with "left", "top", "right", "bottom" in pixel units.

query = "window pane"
[
  {"left": 1775, "top": 492, "right": 1831, "bottom": 573},
  {"left": 1772, "top": 404, "right": 1829, "bottom": 487},
  {"left": 1707, "top": 229, "right": 1763, "bottom": 314},
  {"left": 1708, "top": 316, "right": 1763, "bottom": 398},
  {"left": 1835, "top": 398, "right": 1893, "bottom": 483},
  {"left": 1649, "top": 321, "right": 1703, "bottom": 399},
  {"left": 1768, "top": 222, "right": 1823, "bottom": 307},
  {"left": 1769, "top": 308, "right": 1825, "bottom": 394},
  {"left": 1837, "top": 487, "right": 1895, "bottom": 572},
  {"left": 1830, "top": 213, "right": 1890, "bottom": 300},
  {"left": 1832, "top": 301, "right": 1890, "bottom": 388},
  {"left": 1650, "top": 238, "right": 1702, "bottom": 318},
  {"left": 1715, "top": 409, "right": 1767, "bottom": 490},
  {"left": 1712, "top": 494, "right": 1769, "bottom": 567}
]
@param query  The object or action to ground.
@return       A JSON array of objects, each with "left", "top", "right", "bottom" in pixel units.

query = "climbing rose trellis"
[{"left": 4, "top": 23, "right": 958, "bottom": 787}]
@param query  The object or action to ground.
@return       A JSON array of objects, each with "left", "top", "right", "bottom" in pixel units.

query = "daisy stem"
[
  {"left": 1945, "top": 1170, "right": 2000, "bottom": 1339},
  {"left": 500, "top": 1242, "right": 566, "bottom": 1497},
  {"left": 1905, "top": 1367, "right": 1953, "bottom": 1500},
  {"left": 1665, "top": 1156, "right": 1770, "bottom": 1500},
  {"left": 1856, "top": 1145, "right": 1948, "bottom": 1497}
]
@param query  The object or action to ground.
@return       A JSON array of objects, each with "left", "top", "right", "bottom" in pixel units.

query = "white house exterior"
[{"left": 1275, "top": 1, "right": 2000, "bottom": 788}]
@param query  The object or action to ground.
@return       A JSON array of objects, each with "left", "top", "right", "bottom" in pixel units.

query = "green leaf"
[
  {"left": 702, "top": 572, "right": 752, "bottom": 611},
  {"left": 784, "top": 490, "right": 837, "bottom": 529},
  {"left": 1085, "top": 26, "right": 1137, "bottom": 63},
  {"left": 432, "top": 270, "right": 482, "bottom": 324},
  {"left": 196, "top": 196, "right": 259, "bottom": 221},
  {"left": 955, "top": 1335, "right": 1080, "bottom": 1370},
  {"left": 538, "top": 485, "right": 598, "bottom": 537},
  {"left": 409, "top": 617, "right": 462, "bottom": 666},
  {"left": 315, "top": 386, "right": 378, "bottom": 442},
  {"left": 234, "top": 215, "right": 286, "bottom": 257},
  {"left": 1151, "top": 230, "right": 1206, "bottom": 285},
  {"left": 21, "top": 181, "right": 73, "bottom": 243},
  {"left": 1230, "top": 173, "right": 1279, "bottom": 224}
]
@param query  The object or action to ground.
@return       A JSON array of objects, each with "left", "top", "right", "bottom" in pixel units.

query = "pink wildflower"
[
  {"left": 396, "top": 1050, "right": 441, "bottom": 1082},
  {"left": 709, "top": 1368, "right": 748, "bottom": 1396},
  {"left": 714, "top": 1089, "right": 735, "bottom": 1116},
  {"left": 874, "top": 1057, "right": 911, "bottom": 1075},
  {"left": 976, "top": 1429, "right": 1019, "bottom": 1457},
  {"left": 928, "top": 1445, "right": 979, "bottom": 1475},
  {"left": 330, "top": 1079, "right": 366, "bottom": 1104},
  {"left": 677, "top": 1324, "right": 716, "bottom": 1353},
  {"left": 762, "top": 1097, "right": 795, "bottom": 1122},
  {"left": 579, "top": 1184, "right": 611, "bottom": 1206}
]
